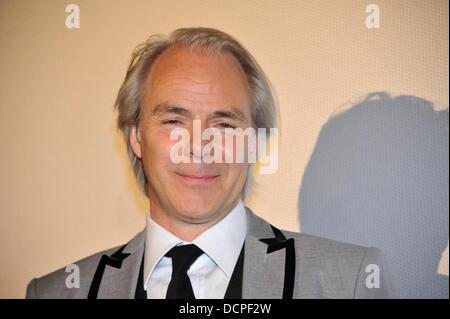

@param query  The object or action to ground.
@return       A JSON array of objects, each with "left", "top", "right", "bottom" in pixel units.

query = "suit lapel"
[
  {"left": 134, "top": 252, "right": 146, "bottom": 299},
  {"left": 242, "top": 208, "right": 296, "bottom": 299},
  {"left": 88, "top": 230, "right": 145, "bottom": 299},
  {"left": 224, "top": 243, "right": 245, "bottom": 299},
  {"left": 242, "top": 236, "right": 287, "bottom": 298}
]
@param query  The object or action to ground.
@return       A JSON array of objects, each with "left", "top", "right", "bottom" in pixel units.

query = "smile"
[{"left": 176, "top": 173, "right": 220, "bottom": 185}]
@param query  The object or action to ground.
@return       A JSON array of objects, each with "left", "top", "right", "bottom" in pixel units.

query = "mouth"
[{"left": 176, "top": 173, "right": 221, "bottom": 185}]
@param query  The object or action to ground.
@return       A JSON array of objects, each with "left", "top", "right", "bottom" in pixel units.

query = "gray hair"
[{"left": 114, "top": 27, "right": 277, "bottom": 200}]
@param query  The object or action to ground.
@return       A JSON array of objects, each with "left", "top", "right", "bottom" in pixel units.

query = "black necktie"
[{"left": 165, "top": 244, "right": 204, "bottom": 299}]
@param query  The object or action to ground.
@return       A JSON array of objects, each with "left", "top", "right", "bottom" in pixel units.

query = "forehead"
[{"left": 142, "top": 46, "right": 251, "bottom": 113}]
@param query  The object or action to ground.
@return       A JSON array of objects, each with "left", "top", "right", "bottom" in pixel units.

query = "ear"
[{"left": 130, "top": 126, "right": 142, "bottom": 159}]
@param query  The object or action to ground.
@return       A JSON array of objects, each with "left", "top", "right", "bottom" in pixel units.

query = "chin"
[{"left": 174, "top": 195, "right": 223, "bottom": 223}]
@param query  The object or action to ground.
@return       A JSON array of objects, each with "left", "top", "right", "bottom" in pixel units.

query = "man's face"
[{"left": 131, "top": 47, "right": 252, "bottom": 229}]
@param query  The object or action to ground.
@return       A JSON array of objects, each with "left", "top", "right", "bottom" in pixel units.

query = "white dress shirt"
[{"left": 143, "top": 200, "right": 247, "bottom": 299}]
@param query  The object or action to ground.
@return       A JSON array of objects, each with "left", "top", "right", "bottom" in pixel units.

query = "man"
[{"left": 26, "top": 27, "right": 393, "bottom": 299}]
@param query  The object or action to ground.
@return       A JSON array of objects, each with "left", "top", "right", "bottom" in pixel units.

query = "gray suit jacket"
[{"left": 26, "top": 208, "right": 394, "bottom": 298}]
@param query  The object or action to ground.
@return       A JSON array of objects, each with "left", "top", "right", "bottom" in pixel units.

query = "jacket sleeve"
[
  {"left": 353, "top": 247, "right": 396, "bottom": 298},
  {"left": 26, "top": 278, "right": 38, "bottom": 299}
]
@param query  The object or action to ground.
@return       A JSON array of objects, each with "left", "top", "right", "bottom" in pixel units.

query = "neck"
[
  {"left": 151, "top": 213, "right": 217, "bottom": 242},
  {"left": 149, "top": 204, "right": 237, "bottom": 242}
]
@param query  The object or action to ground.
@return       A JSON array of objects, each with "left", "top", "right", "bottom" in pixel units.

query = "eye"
[
  {"left": 217, "top": 122, "right": 237, "bottom": 129},
  {"left": 162, "top": 119, "right": 183, "bottom": 125}
]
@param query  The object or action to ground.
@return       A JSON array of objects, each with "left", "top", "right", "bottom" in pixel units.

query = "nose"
[{"left": 187, "top": 119, "right": 217, "bottom": 163}]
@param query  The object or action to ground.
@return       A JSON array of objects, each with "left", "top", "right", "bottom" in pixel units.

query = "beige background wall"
[{"left": 0, "top": 0, "right": 448, "bottom": 298}]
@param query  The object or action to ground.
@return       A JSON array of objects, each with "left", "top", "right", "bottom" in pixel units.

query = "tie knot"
[{"left": 165, "top": 244, "right": 204, "bottom": 274}]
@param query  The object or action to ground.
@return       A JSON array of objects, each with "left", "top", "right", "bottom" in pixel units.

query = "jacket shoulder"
[
  {"left": 281, "top": 230, "right": 370, "bottom": 256},
  {"left": 26, "top": 228, "right": 147, "bottom": 299},
  {"left": 279, "top": 230, "right": 393, "bottom": 298},
  {"left": 26, "top": 244, "right": 121, "bottom": 299}
]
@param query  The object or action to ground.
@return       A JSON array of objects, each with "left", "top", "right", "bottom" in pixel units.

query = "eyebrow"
[
  {"left": 152, "top": 104, "right": 191, "bottom": 117},
  {"left": 207, "top": 109, "right": 248, "bottom": 123},
  {"left": 152, "top": 103, "right": 249, "bottom": 123}
]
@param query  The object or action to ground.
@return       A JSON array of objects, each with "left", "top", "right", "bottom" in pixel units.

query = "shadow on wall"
[{"left": 298, "top": 92, "right": 449, "bottom": 299}]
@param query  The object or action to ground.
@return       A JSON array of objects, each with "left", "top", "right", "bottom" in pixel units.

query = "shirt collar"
[{"left": 143, "top": 200, "right": 247, "bottom": 290}]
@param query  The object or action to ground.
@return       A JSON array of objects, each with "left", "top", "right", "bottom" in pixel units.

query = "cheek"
[
  {"left": 220, "top": 133, "right": 256, "bottom": 164},
  {"left": 142, "top": 131, "right": 177, "bottom": 171},
  {"left": 223, "top": 163, "right": 248, "bottom": 184}
]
